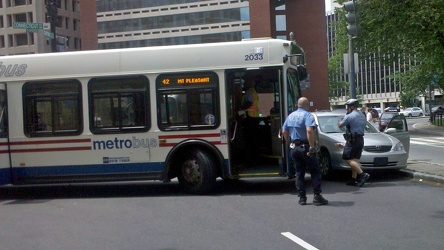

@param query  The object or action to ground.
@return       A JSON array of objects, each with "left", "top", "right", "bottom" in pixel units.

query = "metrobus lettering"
[
  {"left": 0, "top": 62, "right": 27, "bottom": 77},
  {"left": 93, "top": 136, "right": 157, "bottom": 150}
]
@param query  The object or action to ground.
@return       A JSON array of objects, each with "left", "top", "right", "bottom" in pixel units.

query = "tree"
[{"left": 330, "top": 0, "right": 444, "bottom": 104}]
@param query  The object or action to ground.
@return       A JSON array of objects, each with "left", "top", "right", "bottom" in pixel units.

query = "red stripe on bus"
[
  {"left": 10, "top": 146, "right": 92, "bottom": 153},
  {"left": 10, "top": 138, "right": 91, "bottom": 145},
  {"left": 158, "top": 133, "right": 220, "bottom": 139},
  {"left": 159, "top": 141, "right": 226, "bottom": 147}
]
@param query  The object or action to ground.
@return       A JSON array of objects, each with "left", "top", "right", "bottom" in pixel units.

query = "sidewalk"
[{"left": 401, "top": 122, "right": 444, "bottom": 186}]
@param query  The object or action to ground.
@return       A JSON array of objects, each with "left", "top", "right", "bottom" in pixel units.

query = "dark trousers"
[{"left": 290, "top": 145, "right": 322, "bottom": 196}]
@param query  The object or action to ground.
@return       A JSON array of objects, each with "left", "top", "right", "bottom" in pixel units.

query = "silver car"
[
  {"left": 313, "top": 111, "right": 410, "bottom": 178},
  {"left": 400, "top": 107, "right": 424, "bottom": 117}
]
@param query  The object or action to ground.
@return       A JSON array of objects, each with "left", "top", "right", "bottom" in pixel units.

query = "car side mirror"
[{"left": 384, "top": 128, "right": 397, "bottom": 134}]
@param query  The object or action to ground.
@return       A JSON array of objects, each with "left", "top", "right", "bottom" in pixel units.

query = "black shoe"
[
  {"left": 288, "top": 175, "right": 296, "bottom": 180},
  {"left": 345, "top": 179, "right": 358, "bottom": 186},
  {"left": 313, "top": 194, "right": 328, "bottom": 206},
  {"left": 298, "top": 196, "right": 307, "bottom": 205},
  {"left": 357, "top": 173, "right": 370, "bottom": 187}
]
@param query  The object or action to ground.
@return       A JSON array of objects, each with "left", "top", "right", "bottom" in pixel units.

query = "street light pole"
[
  {"left": 46, "top": 0, "right": 58, "bottom": 52},
  {"left": 349, "top": 38, "right": 356, "bottom": 99},
  {"left": 343, "top": 0, "right": 360, "bottom": 99}
]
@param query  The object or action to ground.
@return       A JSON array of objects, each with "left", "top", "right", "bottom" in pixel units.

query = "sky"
[{"left": 325, "top": 0, "right": 332, "bottom": 12}]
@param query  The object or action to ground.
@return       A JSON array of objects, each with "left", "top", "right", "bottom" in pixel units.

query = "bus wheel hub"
[{"left": 182, "top": 159, "right": 201, "bottom": 183}]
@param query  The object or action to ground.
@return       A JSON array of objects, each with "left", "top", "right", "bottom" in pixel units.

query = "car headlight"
[{"left": 393, "top": 142, "right": 404, "bottom": 151}]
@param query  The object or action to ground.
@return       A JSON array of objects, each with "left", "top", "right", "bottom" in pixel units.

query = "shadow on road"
[{"left": 0, "top": 170, "right": 413, "bottom": 201}]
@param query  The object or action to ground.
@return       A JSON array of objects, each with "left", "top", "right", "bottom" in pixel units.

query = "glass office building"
[{"left": 96, "top": 0, "right": 250, "bottom": 49}]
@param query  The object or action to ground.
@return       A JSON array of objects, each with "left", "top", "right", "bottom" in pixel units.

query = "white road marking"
[
  {"left": 410, "top": 137, "right": 444, "bottom": 148},
  {"left": 281, "top": 232, "right": 319, "bottom": 250}
]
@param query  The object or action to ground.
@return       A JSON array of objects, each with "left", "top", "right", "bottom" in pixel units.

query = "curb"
[
  {"left": 400, "top": 169, "right": 444, "bottom": 186},
  {"left": 411, "top": 123, "right": 444, "bottom": 136}
]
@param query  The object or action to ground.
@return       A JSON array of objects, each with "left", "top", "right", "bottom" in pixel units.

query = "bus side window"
[
  {"left": 156, "top": 71, "right": 219, "bottom": 131},
  {"left": 89, "top": 75, "right": 150, "bottom": 134},
  {"left": 23, "top": 80, "right": 82, "bottom": 137}
]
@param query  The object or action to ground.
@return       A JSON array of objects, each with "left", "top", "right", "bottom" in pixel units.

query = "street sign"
[
  {"left": 44, "top": 30, "right": 54, "bottom": 39},
  {"left": 13, "top": 22, "right": 45, "bottom": 32}
]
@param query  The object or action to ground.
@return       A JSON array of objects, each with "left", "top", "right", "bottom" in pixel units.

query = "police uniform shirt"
[
  {"left": 282, "top": 108, "right": 316, "bottom": 141},
  {"left": 341, "top": 109, "right": 366, "bottom": 134}
]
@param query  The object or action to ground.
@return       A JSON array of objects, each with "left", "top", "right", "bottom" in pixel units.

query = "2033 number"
[{"left": 244, "top": 53, "right": 264, "bottom": 61}]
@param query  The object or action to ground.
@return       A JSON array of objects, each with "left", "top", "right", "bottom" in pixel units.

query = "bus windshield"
[{"left": 287, "top": 68, "right": 302, "bottom": 113}]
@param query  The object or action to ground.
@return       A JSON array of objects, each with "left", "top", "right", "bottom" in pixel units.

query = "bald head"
[{"left": 298, "top": 97, "right": 309, "bottom": 109}]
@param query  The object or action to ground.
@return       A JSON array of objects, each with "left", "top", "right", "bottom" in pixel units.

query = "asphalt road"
[{"left": 1, "top": 173, "right": 443, "bottom": 250}]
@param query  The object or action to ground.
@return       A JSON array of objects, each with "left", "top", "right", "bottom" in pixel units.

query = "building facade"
[
  {"left": 95, "top": 0, "right": 329, "bottom": 110},
  {"left": 96, "top": 0, "right": 251, "bottom": 49},
  {"left": 0, "top": 0, "right": 97, "bottom": 55}
]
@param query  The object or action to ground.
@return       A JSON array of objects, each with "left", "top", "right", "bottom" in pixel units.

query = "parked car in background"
[
  {"left": 379, "top": 111, "right": 401, "bottom": 131},
  {"left": 314, "top": 111, "right": 409, "bottom": 179},
  {"left": 400, "top": 107, "right": 424, "bottom": 117},
  {"left": 432, "top": 106, "right": 443, "bottom": 113},
  {"left": 384, "top": 106, "right": 398, "bottom": 112},
  {"left": 372, "top": 108, "right": 382, "bottom": 119}
]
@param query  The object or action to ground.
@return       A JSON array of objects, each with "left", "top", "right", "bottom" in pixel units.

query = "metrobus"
[{"left": 0, "top": 35, "right": 308, "bottom": 194}]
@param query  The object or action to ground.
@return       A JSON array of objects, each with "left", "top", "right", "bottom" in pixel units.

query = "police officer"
[
  {"left": 282, "top": 97, "right": 328, "bottom": 206},
  {"left": 337, "top": 99, "right": 370, "bottom": 187}
]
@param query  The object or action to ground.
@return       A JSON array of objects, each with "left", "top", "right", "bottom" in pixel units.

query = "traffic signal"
[{"left": 343, "top": 0, "right": 360, "bottom": 38}]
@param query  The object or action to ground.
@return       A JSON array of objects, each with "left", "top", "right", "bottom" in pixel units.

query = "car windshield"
[
  {"left": 380, "top": 112, "right": 397, "bottom": 120},
  {"left": 317, "top": 115, "right": 379, "bottom": 134}
]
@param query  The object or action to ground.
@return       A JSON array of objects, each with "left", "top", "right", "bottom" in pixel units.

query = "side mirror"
[{"left": 384, "top": 128, "right": 396, "bottom": 134}]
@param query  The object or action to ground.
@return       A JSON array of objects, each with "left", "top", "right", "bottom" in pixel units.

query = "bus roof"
[{"left": 0, "top": 38, "right": 294, "bottom": 82}]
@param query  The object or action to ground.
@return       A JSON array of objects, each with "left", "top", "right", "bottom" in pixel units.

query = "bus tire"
[{"left": 177, "top": 148, "right": 216, "bottom": 194}]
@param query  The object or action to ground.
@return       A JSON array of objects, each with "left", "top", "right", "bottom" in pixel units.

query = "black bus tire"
[{"left": 177, "top": 148, "right": 216, "bottom": 194}]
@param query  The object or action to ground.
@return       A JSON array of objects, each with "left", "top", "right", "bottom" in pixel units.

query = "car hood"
[{"left": 320, "top": 132, "right": 399, "bottom": 146}]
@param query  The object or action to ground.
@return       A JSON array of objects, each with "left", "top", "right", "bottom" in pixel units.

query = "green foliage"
[
  {"left": 327, "top": 0, "right": 350, "bottom": 100},
  {"left": 330, "top": 0, "right": 444, "bottom": 104}
]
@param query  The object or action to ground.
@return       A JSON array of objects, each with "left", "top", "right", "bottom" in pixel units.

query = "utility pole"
[
  {"left": 348, "top": 39, "right": 356, "bottom": 99},
  {"left": 343, "top": 0, "right": 360, "bottom": 99},
  {"left": 46, "top": 0, "right": 58, "bottom": 52}
]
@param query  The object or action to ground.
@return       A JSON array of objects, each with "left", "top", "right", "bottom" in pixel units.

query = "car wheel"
[
  {"left": 408, "top": 114, "right": 412, "bottom": 117},
  {"left": 177, "top": 148, "right": 217, "bottom": 194},
  {"left": 318, "top": 149, "right": 334, "bottom": 180},
  {"left": 419, "top": 113, "right": 423, "bottom": 117}
]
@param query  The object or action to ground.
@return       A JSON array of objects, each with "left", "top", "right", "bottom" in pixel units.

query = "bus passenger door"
[
  {"left": 0, "top": 84, "right": 11, "bottom": 185},
  {"left": 225, "top": 68, "right": 285, "bottom": 177}
]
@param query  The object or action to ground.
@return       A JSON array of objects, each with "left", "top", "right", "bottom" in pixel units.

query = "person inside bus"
[
  {"left": 36, "top": 114, "right": 47, "bottom": 131},
  {"left": 240, "top": 78, "right": 260, "bottom": 118},
  {"left": 94, "top": 112, "right": 103, "bottom": 127},
  {"left": 238, "top": 78, "right": 260, "bottom": 165}
]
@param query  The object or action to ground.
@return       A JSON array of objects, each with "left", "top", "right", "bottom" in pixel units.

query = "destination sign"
[
  {"left": 162, "top": 77, "right": 210, "bottom": 85},
  {"left": 158, "top": 72, "right": 218, "bottom": 88}
]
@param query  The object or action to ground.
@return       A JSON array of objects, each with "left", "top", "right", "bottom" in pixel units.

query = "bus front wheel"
[{"left": 177, "top": 148, "right": 216, "bottom": 194}]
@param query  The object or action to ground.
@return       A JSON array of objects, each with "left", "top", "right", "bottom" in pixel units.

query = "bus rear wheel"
[{"left": 177, "top": 148, "right": 216, "bottom": 194}]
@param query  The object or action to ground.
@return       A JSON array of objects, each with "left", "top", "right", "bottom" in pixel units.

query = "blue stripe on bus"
[
  {"left": 11, "top": 162, "right": 165, "bottom": 178},
  {"left": 0, "top": 168, "right": 11, "bottom": 185}
]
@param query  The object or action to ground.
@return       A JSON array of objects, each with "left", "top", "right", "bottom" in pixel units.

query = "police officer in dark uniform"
[
  {"left": 282, "top": 97, "right": 328, "bottom": 206},
  {"left": 338, "top": 99, "right": 370, "bottom": 187}
]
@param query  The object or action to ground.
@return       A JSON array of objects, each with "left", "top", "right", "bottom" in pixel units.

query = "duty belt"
[{"left": 291, "top": 139, "right": 309, "bottom": 146}]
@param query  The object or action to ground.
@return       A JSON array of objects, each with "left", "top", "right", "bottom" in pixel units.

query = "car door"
[{"left": 384, "top": 114, "right": 410, "bottom": 155}]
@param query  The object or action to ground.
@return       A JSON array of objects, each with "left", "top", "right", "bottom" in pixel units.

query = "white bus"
[{"left": 0, "top": 35, "right": 308, "bottom": 194}]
